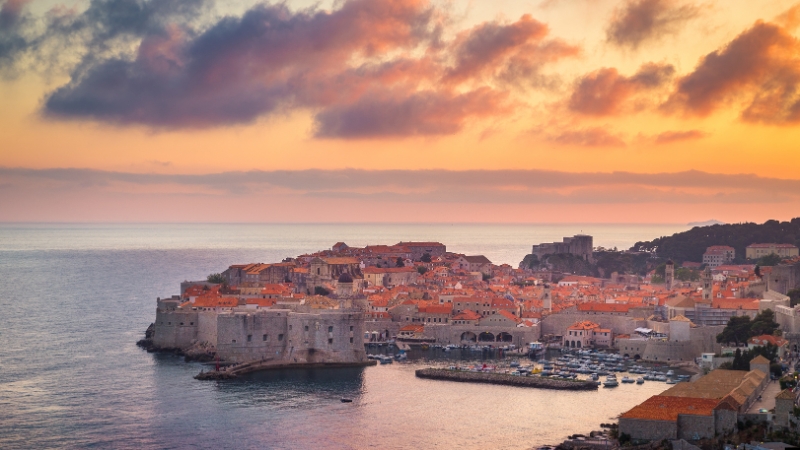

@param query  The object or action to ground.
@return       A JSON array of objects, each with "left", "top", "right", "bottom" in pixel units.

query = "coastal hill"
[{"left": 630, "top": 218, "right": 800, "bottom": 264}]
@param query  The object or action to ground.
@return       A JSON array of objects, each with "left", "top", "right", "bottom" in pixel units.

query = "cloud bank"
[
  {"left": 2, "top": 0, "right": 577, "bottom": 136},
  {"left": 3, "top": 167, "right": 799, "bottom": 205}
]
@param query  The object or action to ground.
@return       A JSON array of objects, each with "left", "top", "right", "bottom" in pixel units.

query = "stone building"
[
  {"left": 620, "top": 357, "right": 770, "bottom": 442},
  {"left": 152, "top": 297, "right": 368, "bottom": 366},
  {"left": 746, "top": 243, "right": 799, "bottom": 260},
  {"left": 774, "top": 389, "right": 797, "bottom": 429},
  {"left": 767, "top": 260, "right": 800, "bottom": 295},
  {"left": 307, "top": 257, "right": 363, "bottom": 291},
  {"left": 703, "top": 246, "right": 735, "bottom": 268},
  {"left": 394, "top": 242, "right": 446, "bottom": 261},
  {"left": 531, "top": 234, "right": 593, "bottom": 262}
]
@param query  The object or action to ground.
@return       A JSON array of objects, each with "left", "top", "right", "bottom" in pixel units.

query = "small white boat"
[
  {"left": 603, "top": 375, "right": 619, "bottom": 387},
  {"left": 621, "top": 376, "right": 635, "bottom": 383},
  {"left": 636, "top": 377, "right": 644, "bottom": 384}
]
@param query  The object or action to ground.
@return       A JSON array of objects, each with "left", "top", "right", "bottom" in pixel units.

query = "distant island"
[{"left": 687, "top": 219, "right": 726, "bottom": 227}]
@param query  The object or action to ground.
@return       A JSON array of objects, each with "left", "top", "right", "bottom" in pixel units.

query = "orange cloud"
[
  {"left": 664, "top": 17, "right": 800, "bottom": 125},
  {"left": 568, "top": 62, "right": 674, "bottom": 115},
  {"left": 653, "top": 129, "right": 707, "bottom": 144}
]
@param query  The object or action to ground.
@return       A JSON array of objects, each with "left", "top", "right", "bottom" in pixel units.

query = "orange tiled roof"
[{"left": 620, "top": 395, "right": 718, "bottom": 421}]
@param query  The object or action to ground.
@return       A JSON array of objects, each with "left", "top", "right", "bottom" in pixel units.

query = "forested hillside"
[{"left": 630, "top": 218, "right": 800, "bottom": 263}]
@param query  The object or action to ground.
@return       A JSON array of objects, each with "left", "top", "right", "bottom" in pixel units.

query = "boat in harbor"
[
  {"left": 603, "top": 375, "right": 619, "bottom": 387},
  {"left": 621, "top": 376, "right": 634, "bottom": 384},
  {"left": 636, "top": 377, "right": 644, "bottom": 384}
]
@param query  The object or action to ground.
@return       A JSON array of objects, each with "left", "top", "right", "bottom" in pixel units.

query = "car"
[{"left": 759, "top": 408, "right": 769, "bottom": 413}]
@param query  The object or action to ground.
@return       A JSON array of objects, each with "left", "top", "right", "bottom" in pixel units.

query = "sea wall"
[
  {"left": 415, "top": 368, "right": 597, "bottom": 390},
  {"left": 216, "top": 309, "right": 368, "bottom": 364}
]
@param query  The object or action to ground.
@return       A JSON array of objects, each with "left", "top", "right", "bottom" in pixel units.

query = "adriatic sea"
[{"left": 0, "top": 223, "right": 685, "bottom": 449}]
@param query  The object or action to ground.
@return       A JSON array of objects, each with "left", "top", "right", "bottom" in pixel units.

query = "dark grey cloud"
[
  {"left": 3, "top": 167, "right": 800, "bottom": 204},
  {"left": 606, "top": 0, "right": 702, "bottom": 49},
  {"left": 2, "top": 0, "right": 578, "bottom": 137}
]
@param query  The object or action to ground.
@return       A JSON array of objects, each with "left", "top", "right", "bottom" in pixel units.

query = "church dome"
[{"left": 338, "top": 272, "right": 354, "bottom": 283}]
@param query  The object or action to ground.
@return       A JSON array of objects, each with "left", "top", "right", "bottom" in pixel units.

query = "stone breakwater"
[
  {"left": 195, "top": 359, "right": 378, "bottom": 380},
  {"left": 415, "top": 368, "right": 599, "bottom": 390}
]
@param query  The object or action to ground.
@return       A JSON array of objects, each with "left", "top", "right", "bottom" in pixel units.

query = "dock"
[
  {"left": 195, "top": 359, "right": 378, "bottom": 380},
  {"left": 415, "top": 368, "right": 599, "bottom": 390}
]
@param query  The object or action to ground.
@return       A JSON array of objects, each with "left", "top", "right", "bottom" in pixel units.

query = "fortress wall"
[
  {"left": 153, "top": 309, "right": 198, "bottom": 349},
  {"left": 776, "top": 305, "right": 800, "bottom": 333},
  {"left": 284, "top": 311, "right": 367, "bottom": 365},
  {"left": 642, "top": 340, "right": 697, "bottom": 362},
  {"left": 216, "top": 310, "right": 291, "bottom": 363},
  {"left": 541, "top": 313, "right": 644, "bottom": 336},
  {"left": 646, "top": 320, "right": 670, "bottom": 335},
  {"left": 689, "top": 326, "right": 725, "bottom": 354},
  {"left": 617, "top": 339, "right": 648, "bottom": 357},
  {"left": 769, "top": 262, "right": 800, "bottom": 295},
  {"left": 364, "top": 320, "right": 399, "bottom": 340},
  {"left": 196, "top": 311, "right": 218, "bottom": 345}
]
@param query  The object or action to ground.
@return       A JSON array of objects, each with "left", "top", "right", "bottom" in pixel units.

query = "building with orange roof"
[
  {"left": 620, "top": 356, "right": 771, "bottom": 441},
  {"left": 562, "top": 320, "right": 613, "bottom": 349}
]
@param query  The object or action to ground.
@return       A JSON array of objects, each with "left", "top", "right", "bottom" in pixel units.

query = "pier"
[
  {"left": 415, "top": 368, "right": 598, "bottom": 390},
  {"left": 195, "top": 359, "right": 378, "bottom": 380}
]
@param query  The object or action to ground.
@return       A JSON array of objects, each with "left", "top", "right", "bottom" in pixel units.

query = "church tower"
[
  {"left": 543, "top": 283, "right": 552, "bottom": 313},
  {"left": 702, "top": 266, "right": 712, "bottom": 301},
  {"left": 665, "top": 260, "right": 675, "bottom": 291}
]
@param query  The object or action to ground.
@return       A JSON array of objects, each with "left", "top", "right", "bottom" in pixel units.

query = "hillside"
[{"left": 630, "top": 218, "right": 800, "bottom": 263}]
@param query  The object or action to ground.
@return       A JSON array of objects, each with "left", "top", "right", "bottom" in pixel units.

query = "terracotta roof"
[
  {"left": 670, "top": 315, "right": 691, "bottom": 322},
  {"left": 577, "top": 302, "right": 630, "bottom": 313},
  {"left": 776, "top": 389, "right": 796, "bottom": 400},
  {"left": 620, "top": 395, "right": 718, "bottom": 421},
  {"left": 751, "top": 355, "right": 770, "bottom": 364}
]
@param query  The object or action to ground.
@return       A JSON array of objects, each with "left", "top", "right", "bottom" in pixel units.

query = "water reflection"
[{"left": 213, "top": 367, "right": 366, "bottom": 408}]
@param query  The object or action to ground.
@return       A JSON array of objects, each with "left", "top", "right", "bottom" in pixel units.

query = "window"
[
  {"left": 289, "top": 325, "right": 292, "bottom": 330},
  {"left": 305, "top": 325, "right": 309, "bottom": 332},
  {"left": 349, "top": 326, "right": 354, "bottom": 331},
  {"left": 350, "top": 337, "right": 354, "bottom": 343},
  {"left": 190, "top": 322, "right": 194, "bottom": 326},
  {"left": 247, "top": 334, "right": 252, "bottom": 342},
  {"left": 328, "top": 338, "right": 333, "bottom": 344},
  {"left": 180, "top": 322, "right": 184, "bottom": 325},
  {"left": 263, "top": 334, "right": 268, "bottom": 341},
  {"left": 232, "top": 339, "right": 237, "bottom": 343},
  {"left": 278, "top": 334, "right": 284, "bottom": 341},
  {"left": 328, "top": 326, "right": 333, "bottom": 332}
]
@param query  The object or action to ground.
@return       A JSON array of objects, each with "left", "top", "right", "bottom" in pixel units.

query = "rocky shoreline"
[{"left": 415, "top": 368, "right": 599, "bottom": 390}]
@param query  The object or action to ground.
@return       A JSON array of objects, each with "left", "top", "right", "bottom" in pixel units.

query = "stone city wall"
[
  {"left": 677, "top": 414, "right": 715, "bottom": 440},
  {"left": 619, "top": 418, "right": 677, "bottom": 441},
  {"left": 541, "top": 313, "right": 644, "bottom": 337}
]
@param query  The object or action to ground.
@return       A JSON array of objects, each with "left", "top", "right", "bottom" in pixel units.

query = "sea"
[{"left": 0, "top": 223, "right": 689, "bottom": 450}]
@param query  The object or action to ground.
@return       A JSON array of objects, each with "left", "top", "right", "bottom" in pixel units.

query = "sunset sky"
[{"left": 2, "top": 0, "right": 800, "bottom": 223}]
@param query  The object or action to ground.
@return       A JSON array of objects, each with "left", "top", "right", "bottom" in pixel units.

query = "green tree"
[
  {"left": 717, "top": 316, "right": 752, "bottom": 345},
  {"left": 207, "top": 273, "right": 225, "bottom": 284},
  {"left": 421, "top": 253, "right": 432, "bottom": 263},
  {"left": 757, "top": 253, "right": 783, "bottom": 266},
  {"left": 750, "top": 309, "right": 779, "bottom": 337},
  {"left": 396, "top": 257, "right": 405, "bottom": 267},
  {"left": 482, "top": 273, "right": 492, "bottom": 281},
  {"left": 416, "top": 266, "right": 428, "bottom": 275}
]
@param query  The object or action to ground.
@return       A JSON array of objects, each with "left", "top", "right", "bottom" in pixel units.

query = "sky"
[{"left": 1, "top": 0, "right": 800, "bottom": 223}]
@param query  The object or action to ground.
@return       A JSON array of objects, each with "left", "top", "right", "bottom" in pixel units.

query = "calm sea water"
[{"left": 0, "top": 224, "right": 685, "bottom": 450}]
